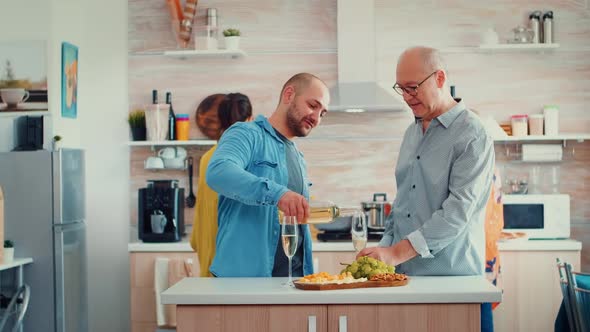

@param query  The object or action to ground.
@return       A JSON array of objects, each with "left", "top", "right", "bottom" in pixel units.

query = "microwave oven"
[{"left": 502, "top": 194, "right": 570, "bottom": 239}]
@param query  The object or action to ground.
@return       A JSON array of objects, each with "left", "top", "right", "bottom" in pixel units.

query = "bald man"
[
  {"left": 358, "top": 46, "right": 494, "bottom": 275},
  {"left": 358, "top": 46, "right": 495, "bottom": 331},
  {"left": 207, "top": 73, "right": 330, "bottom": 277}
]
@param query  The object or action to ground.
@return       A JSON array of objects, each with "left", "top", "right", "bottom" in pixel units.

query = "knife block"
[{"left": 0, "top": 186, "right": 4, "bottom": 264}]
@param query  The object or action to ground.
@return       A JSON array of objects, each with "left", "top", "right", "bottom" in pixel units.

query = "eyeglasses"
[{"left": 393, "top": 71, "right": 438, "bottom": 96}]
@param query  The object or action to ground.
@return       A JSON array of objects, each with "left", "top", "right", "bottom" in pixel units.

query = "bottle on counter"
[
  {"left": 166, "top": 92, "right": 176, "bottom": 140},
  {"left": 543, "top": 11, "right": 554, "bottom": 44}
]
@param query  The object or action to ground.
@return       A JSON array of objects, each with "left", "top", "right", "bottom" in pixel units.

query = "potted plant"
[
  {"left": 128, "top": 110, "right": 147, "bottom": 141},
  {"left": 223, "top": 28, "right": 241, "bottom": 50},
  {"left": 53, "top": 135, "right": 63, "bottom": 151},
  {"left": 3, "top": 240, "right": 14, "bottom": 263}
]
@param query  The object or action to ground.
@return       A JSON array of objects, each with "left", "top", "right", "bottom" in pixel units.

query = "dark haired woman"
[{"left": 190, "top": 93, "right": 253, "bottom": 277}]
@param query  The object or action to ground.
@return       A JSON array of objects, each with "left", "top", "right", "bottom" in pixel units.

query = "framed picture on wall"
[
  {"left": 61, "top": 42, "right": 78, "bottom": 119},
  {"left": 0, "top": 41, "right": 48, "bottom": 111}
]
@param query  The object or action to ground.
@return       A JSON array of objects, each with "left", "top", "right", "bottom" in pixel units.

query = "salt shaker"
[
  {"left": 543, "top": 11, "right": 554, "bottom": 43},
  {"left": 529, "top": 11, "right": 543, "bottom": 44}
]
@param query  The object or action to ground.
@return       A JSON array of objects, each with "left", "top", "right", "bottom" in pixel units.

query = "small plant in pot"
[
  {"left": 128, "top": 110, "right": 147, "bottom": 141},
  {"left": 53, "top": 135, "right": 63, "bottom": 151},
  {"left": 223, "top": 28, "right": 241, "bottom": 50},
  {"left": 3, "top": 240, "right": 14, "bottom": 263}
]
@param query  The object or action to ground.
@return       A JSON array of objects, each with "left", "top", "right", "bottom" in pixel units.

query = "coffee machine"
[{"left": 138, "top": 180, "right": 185, "bottom": 242}]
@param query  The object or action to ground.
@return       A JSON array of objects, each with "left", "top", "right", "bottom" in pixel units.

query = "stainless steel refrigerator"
[{"left": 0, "top": 149, "right": 88, "bottom": 332}]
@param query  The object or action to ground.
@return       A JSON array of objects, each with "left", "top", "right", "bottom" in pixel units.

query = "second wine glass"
[
  {"left": 351, "top": 210, "right": 368, "bottom": 253},
  {"left": 281, "top": 215, "right": 299, "bottom": 287}
]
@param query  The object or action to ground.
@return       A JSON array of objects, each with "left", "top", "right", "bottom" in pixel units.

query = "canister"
[
  {"left": 543, "top": 105, "right": 559, "bottom": 136},
  {"left": 528, "top": 114, "right": 544, "bottom": 136},
  {"left": 511, "top": 115, "right": 528, "bottom": 137},
  {"left": 175, "top": 114, "right": 190, "bottom": 141}
]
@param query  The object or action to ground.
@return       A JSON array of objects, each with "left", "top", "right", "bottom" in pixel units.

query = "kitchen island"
[{"left": 162, "top": 276, "right": 501, "bottom": 332}]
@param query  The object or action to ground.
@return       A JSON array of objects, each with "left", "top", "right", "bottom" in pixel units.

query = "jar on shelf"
[
  {"left": 528, "top": 114, "right": 544, "bottom": 135},
  {"left": 511, "top": 114, "right": 528, "bottom": 137},
  {"left": 176, "top": 114, "right": 190, "bottom": 141},
  {"left": 543, "top": 105, "right": 559, "bottom": 136}
]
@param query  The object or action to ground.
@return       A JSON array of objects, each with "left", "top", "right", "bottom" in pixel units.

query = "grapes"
[{"left": 340, "top": 257, "right": 396, "bottom": 279}]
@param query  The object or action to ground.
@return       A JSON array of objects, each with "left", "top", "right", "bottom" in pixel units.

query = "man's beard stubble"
[{"left": 286, "top": 103, "right": 310, "bottom": 138}]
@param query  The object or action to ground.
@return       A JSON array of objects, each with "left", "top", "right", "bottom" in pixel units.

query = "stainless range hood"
[
  {"left": 329, "top": 81, "right": 404, "bottom": 112},
  {"left": 329, "top": 0, "right": 405, "bottom": 112}
]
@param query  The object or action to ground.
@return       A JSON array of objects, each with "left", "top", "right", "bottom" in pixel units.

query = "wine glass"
[
  {"left": 351, "top": 210, "right": 368, "bottom": 253},
  {"left": 281, "top": 215, "right": 299, "bottom": 287}
]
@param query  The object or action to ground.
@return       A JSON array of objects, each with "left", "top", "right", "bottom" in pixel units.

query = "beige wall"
[{"left": 128, "top": 0, "right": 590, "bottom": 268}]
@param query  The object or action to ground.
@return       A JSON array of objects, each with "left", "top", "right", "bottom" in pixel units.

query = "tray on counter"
[{"left": 294, "top": 278, "right": 409, "bottom": 291}]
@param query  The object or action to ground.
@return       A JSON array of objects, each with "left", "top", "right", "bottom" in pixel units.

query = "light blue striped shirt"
[{"left": 379, "top": 101, "right": 494, "bottom": 276}]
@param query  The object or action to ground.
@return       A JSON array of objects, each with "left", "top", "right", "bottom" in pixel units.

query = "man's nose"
[
  {"left": 309, "top": 110, "right": 321, "bottom": 124},
  {"left": 403, "top": 92, "right": 414, "bottom": 102}
]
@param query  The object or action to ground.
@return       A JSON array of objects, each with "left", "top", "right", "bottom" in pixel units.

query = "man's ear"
[
  {"left": 435, "top": 70, "right": 447, "bottom": 88},
  {"left": 282, "top": 85, "right": 296, "bottom": 104}
]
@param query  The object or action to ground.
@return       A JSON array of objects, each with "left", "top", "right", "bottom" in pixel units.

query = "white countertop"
[
  {"left": 129, "top": 239, "right": 581, "bottom": 252},
  {"left": 162, "top": 276, "right": 502, "bottom": 305}
]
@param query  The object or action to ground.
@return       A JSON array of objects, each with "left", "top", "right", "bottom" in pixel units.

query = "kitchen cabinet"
[
  {"left": 313, "top": 241, "right": 581, "bottom": 332},
  {"left": 175, "top": 303, "right": 478, "bottom": 332},
  {"left": 327, "top": 304, "right": 479, "bottom": 332},
  {"left": 165, "top": 277, "right": 496, "bottom": 332},
  {"left": 130, "top": 252, "right": 199, "bottom": 332},
  {"left": 177, "top": 305, "right": 328, "bottom": 332},
  {"left": 493, "top": 247, "right": 581, "bottom": 332}
]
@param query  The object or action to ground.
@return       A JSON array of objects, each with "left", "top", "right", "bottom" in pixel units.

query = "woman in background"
[{"left": 190, "top": 93, "right": 253, "bottom": 277}]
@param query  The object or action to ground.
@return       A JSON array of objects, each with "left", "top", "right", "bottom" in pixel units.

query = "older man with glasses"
[{"left": 358, "top": 46, "right": 495, "bottom": 332}]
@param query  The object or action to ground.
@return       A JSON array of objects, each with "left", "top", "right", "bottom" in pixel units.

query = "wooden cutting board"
[
  {"left": 294, "top": 278, "right": 409, "bottom": 291},
  {"left": 195, "top": 94, "right": 226, "bottom": 140}
]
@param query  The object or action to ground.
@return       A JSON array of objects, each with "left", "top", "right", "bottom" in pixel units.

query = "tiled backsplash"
[{"left": 129, "top": 0, "right": 590, "bottom": 268}]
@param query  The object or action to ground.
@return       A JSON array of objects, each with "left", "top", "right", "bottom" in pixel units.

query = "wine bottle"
[
  {"left": 450, "top": 85, "right": 461, "bottom": 102},
  {"left": 166, "top": 92, "right": 176, "bottom": 140},
  {"left": 278, "top": 202, "right": 359, "bottom": 224},
  {"left": 152, "top": 89, "right": 158, "bottom": 104}
]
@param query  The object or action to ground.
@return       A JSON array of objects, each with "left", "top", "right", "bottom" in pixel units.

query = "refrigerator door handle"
[{"left": 54, "top": 221, "right": 87, "bottom": 332}]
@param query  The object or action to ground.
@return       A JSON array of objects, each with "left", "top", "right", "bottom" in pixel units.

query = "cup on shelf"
[
  {"left": 481, "top": 27, "right": 499, "bottom": 45},
  {"left": 0, "top": 88, "right": 29, "bottom": 107},
  {"left": 144, "top": 156, "right": 164, "bottom": 170},
  {"left": 163, "top": 157, "right": 186, "bottom": 169}
]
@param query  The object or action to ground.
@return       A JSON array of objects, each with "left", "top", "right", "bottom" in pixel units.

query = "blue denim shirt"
[{"left": 207, "top": 115, "right": 314, "bottom": 277}]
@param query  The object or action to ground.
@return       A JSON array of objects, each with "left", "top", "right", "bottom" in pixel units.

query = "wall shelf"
[
  {"left": 439, "top": 44, "right": 563, "bottom": 53},
  {"left": 493, "top": 133, "right": 589, "bottom": 142},
  {"left": 130, "top": 49, "right": 246, "bottom": 59},
  {"left": 0, "top": 110, "right": 50, "bottom": 118},
  {"left": 164, "top": 49, "right": 246, "bottom": 59},
  {"left": 128, "top": 140, "right": 216, "bottom": 147},
  {"left": 479, "top": 43, "right": 560, "bottom": 51}
]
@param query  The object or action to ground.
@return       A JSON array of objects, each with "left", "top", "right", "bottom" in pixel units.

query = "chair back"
[
  {"left": 571, "top": 270, "right": 590, "bottom": 332},
  {"left": 557, "top": 258, "right": 579, "bottom": 331}
]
